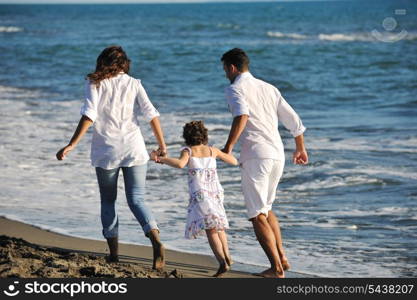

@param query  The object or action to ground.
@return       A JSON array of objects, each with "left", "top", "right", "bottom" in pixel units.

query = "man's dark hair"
[
  {"left": 182, "top": 120, "right": 208, "bottom": 146},
  {"left": 221, "top": 48, "right": 250, "bottom": 71}
]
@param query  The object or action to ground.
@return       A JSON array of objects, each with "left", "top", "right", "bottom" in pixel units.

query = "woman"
[{"left": 56, "top": 45, "right": 166, "bottom": 270}]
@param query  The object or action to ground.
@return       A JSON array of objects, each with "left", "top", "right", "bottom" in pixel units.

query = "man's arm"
[
  {"left": 293, "top": 133, "right": 308, "bottom": 165},
  {"left": 223, "top": 114, "right": 248, "bottom": 154},
  {"left": 275, "top": 90, "right": 308, "bottom": 165}
]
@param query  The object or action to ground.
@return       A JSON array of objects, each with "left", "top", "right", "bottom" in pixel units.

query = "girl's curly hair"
[
  {"left": 183, "top": 120, "right": 208, "bottom": 146},
  {"left": 87, "top": 45, "right": 130, "bottom": 87}
]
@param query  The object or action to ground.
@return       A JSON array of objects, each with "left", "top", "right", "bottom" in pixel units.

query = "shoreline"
[
  {"left": 0, "top": 216, "right": 252, "bottom": 278},
  {"left": 0, "top": 216, "right": 307, "bottom": 278},
  {"left": 0, "top": 216, "right": 308, "bottom": 278}
]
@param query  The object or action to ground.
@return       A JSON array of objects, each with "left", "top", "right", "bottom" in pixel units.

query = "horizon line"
[{"left": 0, "top": 0, "right": 348, "bottom": 4}]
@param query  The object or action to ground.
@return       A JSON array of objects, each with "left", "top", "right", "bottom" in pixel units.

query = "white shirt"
[
  {"left": 225, "top": 72, "right": 306, "bottom": 163},
  {"left": 80, "top": 73, "right": 160, "bottom": 169}
]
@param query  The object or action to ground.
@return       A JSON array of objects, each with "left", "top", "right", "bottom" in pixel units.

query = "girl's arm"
[
  {"left": 150, "top": 117, "right": 167, "bottom": 156},
  {"left": 213, "top": 147, "right": 239, "bottom": 166},
  {"left": 56, "top": 115, "right": 93, "bottom": 160},
  {"left": 156, "top": 149, "right": 190, "bottom": 169}
]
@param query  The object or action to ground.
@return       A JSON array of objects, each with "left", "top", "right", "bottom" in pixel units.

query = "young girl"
[
  {"left": 56, "top": 46, "right": 166, "bottom": 270},
  {"left": 151, "top": 120, "right": 238, "bottom": 277}
]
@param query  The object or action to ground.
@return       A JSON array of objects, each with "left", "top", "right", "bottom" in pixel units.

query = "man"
[{"left": 221, "top": 48, "right": 308, "bottom": 278}]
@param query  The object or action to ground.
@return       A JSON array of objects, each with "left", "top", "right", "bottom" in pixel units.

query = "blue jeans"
[{"left": 95, "top": 164, "right": 158, "bottom": 238}]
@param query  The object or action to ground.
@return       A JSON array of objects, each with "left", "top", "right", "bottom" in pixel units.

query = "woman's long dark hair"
[{"left": 87, "top": 45, "right": 130, "bottom": 87}]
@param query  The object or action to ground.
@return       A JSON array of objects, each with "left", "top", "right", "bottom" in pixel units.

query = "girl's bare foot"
[
  {"left": 225, "top": 255, "right": 234, "bottom": 267},
  {"left": 213, "top": 263, "right": 230, "bottom": 277},
  {"left": 256, "top": 268, "right": 285, "bottom": 278}
]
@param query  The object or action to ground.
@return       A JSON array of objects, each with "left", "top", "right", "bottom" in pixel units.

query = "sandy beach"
[{"left": 1, "top": 217, "right": 307, "bottom": 278}]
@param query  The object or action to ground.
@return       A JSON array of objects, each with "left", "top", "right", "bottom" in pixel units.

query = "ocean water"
[{"left": 1, "top": 1, "right": 416, "bottom": 277}]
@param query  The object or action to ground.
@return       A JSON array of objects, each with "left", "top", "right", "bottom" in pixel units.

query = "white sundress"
[{"left": 182, "top": 146, "right": 229, "bottom": 239}]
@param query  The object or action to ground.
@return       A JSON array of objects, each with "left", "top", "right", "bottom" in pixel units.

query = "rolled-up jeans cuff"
[
  {"left": 143, "top": 220, "right": 159, "bottom": 237},
  {"left": 103, "top": 228, "right": 118, "bottom": 239}
]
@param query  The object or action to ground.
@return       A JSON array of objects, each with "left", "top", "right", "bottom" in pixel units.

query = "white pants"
[{"left": 240, "top": 158, "right": 285, "bottom": 220}]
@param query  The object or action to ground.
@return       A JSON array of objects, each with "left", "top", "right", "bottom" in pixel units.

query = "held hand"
[
  {"left": 150, "top": 150, "right": 164, "bottom": 164},
  {"left": 56, "top": 144, "right": 74, "bottom": 161},
  {"left": 221, "top": 146, "right": 232, "bottom": 154},
  {"left": 150, "top": 150, "right": 159, "bottom": 162},
  {"left": 157, "top": 146, "right": 167, "bottom": 158},
  {"left": 293, "top": 150, "right": 308, "bottom": 165}
]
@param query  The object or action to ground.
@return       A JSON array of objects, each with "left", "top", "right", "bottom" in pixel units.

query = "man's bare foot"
[
  {"left": 225, "top": 255, "right": 234, "bottom": 267},
  {"left": 281, "top": 257, "right": 290, "bottom": 271},
  {"left": 152, "top": 243, "right": 165, "bottom": 270},
  {"left": 213, "top": 263, "right": 230, "bottom": 277},
  {"left": 256, "top": 268, "right": 285, "bottom": 278}
]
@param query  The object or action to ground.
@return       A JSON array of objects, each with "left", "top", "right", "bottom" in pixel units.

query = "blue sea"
[{"left": 0, "top": 0, "right": 416, "bottom": 277}]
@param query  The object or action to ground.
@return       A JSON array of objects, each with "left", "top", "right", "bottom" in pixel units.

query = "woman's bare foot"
[
  {"left": 105, "top": 255, "right": 119, "bottom": 263},
  {"left": 152, "top": 243, "right": 165, "bottom": 270},
  {"left": 256, "top": 268, "right": 285, "bottom": 278},
  {"left": 148, "top": 229, "right": 165, "bottom": 270},
  {"left": 281, "top": 257, "right": 290, "bottom": 271},
  {"left": 105, "top": 237, "right": 119, "bottom": 263},
  {"left": 213, "top": 263, "right": 230, "bottom": 277}
]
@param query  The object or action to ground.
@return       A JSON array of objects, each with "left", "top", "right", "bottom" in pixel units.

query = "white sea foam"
[
  {"left": 0, "top": 26, "right": 23, "bottom": 33},
  {"left": 354, "top": 166, "right": 417, "bottom": 181},
  {"left": 318, "top": 33, "right": 371, "bottom": 42},
  {"left": 266, "top": 31, "right": 417, "bottom": 42},
  {"left": 286, "top": 175, "right": 383, "bottom": 192},
  {"left": 267, "top": 31, "right": 307, "bottom": 39},
  {"left": 286, "top": 241, "right": 396, "bottom": 277},
  {"left": 319, "top": 32, "right": 417, "bottom": 42},
  {"left": 346, "top": 225, "right": 358, "bottom": 230},
  {"left": 308, "top": 136, "right": 417, "bottom": 154},
  {"left": 309, "top": 207, "right": 410, "bottom": 219}
]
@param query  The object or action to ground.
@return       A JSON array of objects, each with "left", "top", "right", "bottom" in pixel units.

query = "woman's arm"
[
  {"left": 213, "top": 147, "right": 239, "bottom": 166},
  {"left": 153, "top": 149, "right": 189, "bottom": 169},
  {"left": 149, "top": 117, "right": 167, "bottom": 156},
  {"left": 56, "top": 115, "right": 93, "bottom": 160}
]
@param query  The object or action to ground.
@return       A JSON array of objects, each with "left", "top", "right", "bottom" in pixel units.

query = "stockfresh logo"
[{"left": 3, "top": 281, "right": 20, "bottom": 297}]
